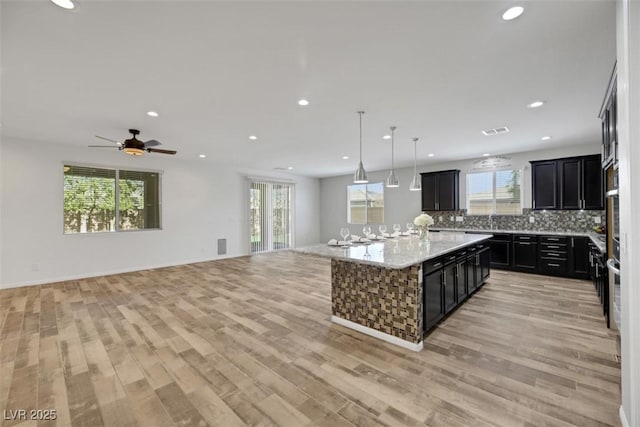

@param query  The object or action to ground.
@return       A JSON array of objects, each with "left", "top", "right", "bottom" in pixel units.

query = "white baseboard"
[
  {"left": 0, "top": 254, "right": 241, "bottom": 290},
  {"left": 331, "top": 315, "right": 423, "bottom": 352},
  {"left": 620, "top": 405, "right": 630, "bottom": 427}
]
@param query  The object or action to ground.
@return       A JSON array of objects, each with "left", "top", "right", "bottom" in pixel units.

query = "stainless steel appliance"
[{"left": 606, "top": 170, "right": 621, "bottom": 332}]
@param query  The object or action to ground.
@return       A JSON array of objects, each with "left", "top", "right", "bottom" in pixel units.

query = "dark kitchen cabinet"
[
  {"left": 456, "top": 253, "right": 468, "bottom": 302},
  {"left": 583, "top": 156, "right": 604, "bottom": 210},
  {"left": 423, "top": 269, "right": 444, "bottom": 331},
  {"left": 443, "top": 262, "right": 457, "bottom": 314},
  {"left": 600, "top": 64, "right": 617, "bottom": 169},
  {"left": 558, "top": 155, "right": 603, "bottom": 210},
  {"left": 421, "top": 170, "right": 460, "bottom": 211},
  {"left": 513, "top": 237, "right": 538, "bottom": 272},
  {"left": 569, "top": 236, "right": 590, "bottom": 279},
  {"left": 532, "top": 161, "right": 558, "bottom": 210},
  {"left": 466, "top": 248, "right": 477, "bottom": 293},
  {"left": 479, "top": 246, "right": 491, "bottom": 284},
  {"left": 532, "top": 155, "right": 603, "bottom": 211},
  {"left": 489, "top": 234, "right": 512, "bottom": 269}
]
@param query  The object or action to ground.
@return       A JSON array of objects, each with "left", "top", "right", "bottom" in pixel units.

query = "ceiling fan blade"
[
  {"left": 88, "top": 145, "right": 120, "bottom": 148},
  {"left": 95, "top": 135, "right": 121, "bottom": 144},
  {"left": 147, "top": 148, "right": 177, "bottom": 155},
  {"left": 144, "top": 139, "right": 162, "bottom": 147}
]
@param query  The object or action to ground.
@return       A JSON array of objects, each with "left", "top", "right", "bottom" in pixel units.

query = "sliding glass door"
[{"left": 249, "top": 180, "right": 294, "bottom": 253}]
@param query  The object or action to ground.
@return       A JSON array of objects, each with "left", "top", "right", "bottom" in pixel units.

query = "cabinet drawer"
[
  {"left": 514, "top": 235, "right": 537, "bottom": 242},
  {"left": 540, "top": 243, "right": 565, "bottom": 251},
  {"left": 540, "top": 259, "right": 567, "bottom": 273},
  {"left": 540, "top": 251, "right": 567, "bottom": 259},
  {"left": 443, "top": 254, "right": 458, "bottom": 265},
  {"left": 423, "top": 258, "right": 444, "bottom": 275},
  {"left": 540, "top": 236, "right": 567, "bottom": 244}
]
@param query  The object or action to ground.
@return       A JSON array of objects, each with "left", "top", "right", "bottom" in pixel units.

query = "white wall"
[
  {"left": 0, "top": 138, "right": 320, "bottom": 288},
  {"left": 616, "top": 0, "right": 640, "bottom": 425},
  {"left": 320, "top": 143, "right": 600, "bottom": 241}
]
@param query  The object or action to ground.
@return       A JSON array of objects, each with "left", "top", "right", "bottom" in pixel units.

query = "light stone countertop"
[
  {"left": 430, "top": 227, "right": 606, "bottom": 253},
  {"left": 294, "top": 232, "right": 492, "bottom": 270}
]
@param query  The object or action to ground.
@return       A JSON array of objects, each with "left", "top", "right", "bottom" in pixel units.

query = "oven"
[{"left": 606, "top": 171, "right": 620, "bottom": 332}]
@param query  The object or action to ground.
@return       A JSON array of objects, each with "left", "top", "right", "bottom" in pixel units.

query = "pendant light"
[
  {"left": 354, "top": 111, "right": 368, "bottom": 183},
  {"left": 386, "top": 126, "right": 399, "bottom": 188},
  {"left": 409, "top": 137, "right": 421, "bottom": 191}
]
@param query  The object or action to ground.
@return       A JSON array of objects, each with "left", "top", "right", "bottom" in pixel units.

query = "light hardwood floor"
[{"left": 0, "top": 252, "right": 621, "bottom": 427}]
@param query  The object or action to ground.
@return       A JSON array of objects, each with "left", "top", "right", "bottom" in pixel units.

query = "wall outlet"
[
  {"left": 450, "top": 216, "right": 454, "bottom": 222},
  {"left": 439, "top": 216, "right": 443, "bottom": 222},
  {"left": 594, "top": 216, "right": 601, "bottom": 224},
  {"left": 31, "top": 263, "right": 40, "bottom": 272},
  {"left": 456, "top": 216, "right": 464, "bottom": 222},
  {"left": 529, "top": 216, "right": 535, "bottom": 223}
]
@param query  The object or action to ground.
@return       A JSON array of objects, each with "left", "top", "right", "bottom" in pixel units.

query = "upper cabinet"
[
  {"left": 531, "top": 155, "right": 603, "bottom": 211},
  {"left": 600, "top": 63, "right": 618, "bottom": 169},
  {"left": 421, "top": 170, "right": 460, "bottom": 211}
]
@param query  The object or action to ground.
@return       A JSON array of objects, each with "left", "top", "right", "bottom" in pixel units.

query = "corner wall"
[
  {"left": 0, "top": 138, "right": 320, "bottom": 288},
  {"left": 616, "top": 0, "right": 640, "bottom": 424}
]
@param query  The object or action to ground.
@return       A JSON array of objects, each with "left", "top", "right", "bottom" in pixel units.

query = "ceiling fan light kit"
[{"left": 89, "top": 129, "right": 177, "bottom": 156}]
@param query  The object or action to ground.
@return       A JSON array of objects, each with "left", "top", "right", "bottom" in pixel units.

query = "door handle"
[{"left": 607, "top": 258, "right": 620, "bottom": 275}]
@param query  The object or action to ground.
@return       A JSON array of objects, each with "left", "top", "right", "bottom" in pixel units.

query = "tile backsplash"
[{"left": 425, "top": 209, "right": 605, "bottom": 233}]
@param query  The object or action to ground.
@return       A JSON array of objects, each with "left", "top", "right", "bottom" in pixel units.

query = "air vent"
[{"left": 481, "top": 126, "right": 510, "bottom": 136}]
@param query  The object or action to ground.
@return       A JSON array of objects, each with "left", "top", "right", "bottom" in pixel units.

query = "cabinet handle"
[
  {"left": 595, "top": 263, "right": 599, "bottom": 278},
  {"left": 519, "top": 242, "right": 531, "bottom": 246},
  {"left": 434, "top": 262, "right": 442, "bottom": 268},
  {"left": 443, "top": 273, "right": 446, "bottom": 287},
  {"left": 571, "top": 238, "right": 574, "bottom": 248},
  {"left": 549, "top": 263, "right": 560, "bottom": 267},
  {"left": 547, "top": 238, "right": 560, "bottom": 241},
  {"left": 548, "top": 245, "right": 559, "bottom": 249}
]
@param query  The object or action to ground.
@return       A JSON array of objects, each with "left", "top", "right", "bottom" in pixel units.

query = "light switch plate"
[
  {"left": 529, "top": 216, "right": 535, "bottom": 223},
  {"left": 456, "top": 216, "right": 464, "bottom": 222},
  {"left": 594, "top": 217, "right": 601, "bottom": 224}
]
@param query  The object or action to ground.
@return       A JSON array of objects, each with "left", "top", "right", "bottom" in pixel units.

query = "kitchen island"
[{"left": 295, "top": 232, "right": 492, "bottom": 351}]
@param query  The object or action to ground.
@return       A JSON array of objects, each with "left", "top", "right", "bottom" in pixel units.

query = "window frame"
[
  {"left": 346, "top": 182, "right": 385, "bottom": 225},
  {"left": 466, "top": 169, "right": 522, "bottom": 215},
  {"left": 62, "top": 161, "right": 163, "bottom": 235}
]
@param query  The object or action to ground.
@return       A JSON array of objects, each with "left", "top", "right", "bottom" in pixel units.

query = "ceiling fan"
[{"left": 89, "top": 129, "right": 177, "bottom": 156}]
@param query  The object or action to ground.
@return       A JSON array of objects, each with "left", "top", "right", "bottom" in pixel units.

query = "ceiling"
[{"left": 0, "top": 0, "right": 616, "bottom": 178}]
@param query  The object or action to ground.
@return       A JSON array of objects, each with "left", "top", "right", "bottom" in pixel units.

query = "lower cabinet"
[
  {"left": 513, "top": 238, "right": 538, "bottom": 272},
  {"left": 423, "top": 242, "right": 490, "bottom": 333},
  {"left": 443, "top": 260, "right": 457, "bottom": 314},
  {"left": 423, "top": 269, "right": 444, "bottom": 331},
  {"left": 489, "top": 234, "right": 512, "bottom": 268},
  {"left": 569, "top": 236, "right": 590, "bottom": 279}
]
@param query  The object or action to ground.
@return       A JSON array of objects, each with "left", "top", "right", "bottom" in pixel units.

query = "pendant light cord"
[
  {"left": 390, "top": 126, "right": 396, "bottom": 170},
  {"left": 413, "top": 138, "right": 418, "bottom": 174},
  {"left": 358, "top": 111, "right": 364, "bottom": 162}
]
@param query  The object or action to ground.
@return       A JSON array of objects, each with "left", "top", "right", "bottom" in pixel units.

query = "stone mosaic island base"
[
  {"left": 331, "top": 260, "right": 423, "bottom": 350},
  {"left": 295, "top": 232, "right": 492, "bottom": 351}
]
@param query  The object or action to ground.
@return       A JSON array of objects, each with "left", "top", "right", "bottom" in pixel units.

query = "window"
[
  {"left": 64, "top": 165, "right": 161, "bottom": 234},
  {"left": 347, "top": 182, "right": 384, "bottom": 224},
  {"left": 467, "top": 170, "right": 521, "bottom": 215}
]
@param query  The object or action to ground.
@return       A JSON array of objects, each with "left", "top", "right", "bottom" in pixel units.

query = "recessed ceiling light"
[
  {"left": 502, "top": 6, "right": 524, "bottom": 21},
  {"left": 483, "top": 153, "right": 491, "bottom": 157},
  {"left": 199, "top": 154, "right": 206, "bottom": 158},
  {"left": 383, "top": 135, "right": 391, "bottom": 140},
  {"left": 51, "top": 0, "right": 74, "bottom": 9},
  {"left": 428, "top": 153, "right": 435, "bottom": 157},
  {"left": 527, "top": 100, "right": 545, "bottom": 108},
  {"left": 298, "top": 99, "right": 309, "bottom": 106},
  {"left": 287, "top": 166, "right": 294, "bottom": 170},
  {"left": 249, "top": 135, "right": 257, "bottom": 140},
  {"left": 342, "top": 156, "right": 349, "bottom": 160},
  {"left": 541, "top": 135, "right": 552, "bottom": 140},
  {"left": 147, "top": 111, "right": 159, "bottom": 117}
]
